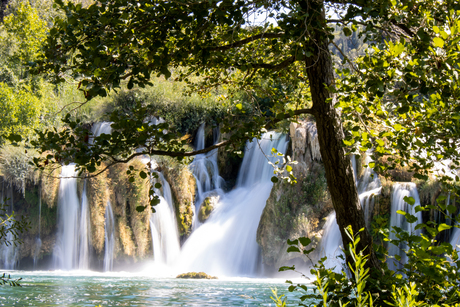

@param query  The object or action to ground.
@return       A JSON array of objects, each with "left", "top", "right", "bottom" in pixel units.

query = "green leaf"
[
  {"left": 139, "top": 171, "right": 147, "bottom": 179},
  {"left": 236, "top": 103, "right": 243, "bottom": 110},
  {"left": 136, "top": 205, "right": 146, "bottom": 212},
  {"left": 271, "top": 176, "right": 279, "bottom": 183},
  {"left": 433, "top": 37, "right": 445, "bottom": 48},
  {"left": 298, "top": 237, "right": 311, "bottom": 247},
  {"left": 287, "top": 246, "right": 301, "bottom": 253},
  {"left": 286, "top": 165, "right": 292, "bottom": 172},
  {"left": 278, "top": 266, "right": 295, "bottom": 272},
  {"left": 447, "top": 205, "right": 457, "bottom": 214},
  {"left": 7, "top": 134, "right": 22, "bottom": 142},
  {"left": 343, "top": 27, "right": 352, "bottom": 37},
  {"left": 403, "top": 196, "right": 415, "bottom": 205},
  {"left": 287, "top": 239, "right": 298, "bottom": 245},
  {"left": 438, "top": 223, "right": 452, "bottom": 232},
  {"left": 154, "top": 182, "right": 162, "bottom": 189}
]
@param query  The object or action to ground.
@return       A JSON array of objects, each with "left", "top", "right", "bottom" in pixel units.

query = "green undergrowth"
[{"left": 102, "top": 78, "right": 226, "bottom": 135}]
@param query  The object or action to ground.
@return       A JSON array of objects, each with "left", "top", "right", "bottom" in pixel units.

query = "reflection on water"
[{"left": 0, "top": 271, "right": 307, "bottom": 306}]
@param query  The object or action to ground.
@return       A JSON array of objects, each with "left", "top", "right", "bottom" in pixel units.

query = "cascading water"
[
  {"left": 0, "top": 184, "right": 18, "bottom": 269},
  {"left": 79, "top": 182, "right": 90, "bottom": 269},
  {"left": 149, "top": 172, "right": 180, "bottom": 269},
  {"left": 53, "top": 164, "right": 81, "bottom": 270},
  {"left": 175, "top": 132, "right": 288, "bottom": 276},
  {"left": 33, "top": 187, "right": 42, "bottom": 268},
  {"left": 103, "top": 200, "right": 115, "bottom": 272},
  {"left": 387, "top": 182, "right": 422, "bottom": 271},
  {"left": 189, "top": 124, "right": 225, "bottom": 229},
  {"left": 91, "top": 122, "right": 113, "bottom": 140},
  {"left": 451, "top": 227, "right": 460, "bottom": 251}
]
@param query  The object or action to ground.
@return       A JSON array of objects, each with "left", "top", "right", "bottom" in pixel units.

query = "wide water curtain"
[{"left": 176, "top": 132, "right": 288, "bottom": 276}]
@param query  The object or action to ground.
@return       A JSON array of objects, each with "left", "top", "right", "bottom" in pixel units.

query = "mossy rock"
[
  {"left": 176, "top": 272, "right": 217, "bottom": 279},
  {"left": 197, "top": 193, "right": 220, "bottom": 223}
]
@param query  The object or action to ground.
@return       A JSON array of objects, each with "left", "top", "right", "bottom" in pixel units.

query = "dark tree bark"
[
  {"left": 0, "top": 0, "right": 8, "bottom": 23},
  {"left": 302, "top": 0, "right": 381, "bottom": 271}
]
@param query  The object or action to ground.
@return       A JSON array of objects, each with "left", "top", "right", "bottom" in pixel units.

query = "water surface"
[{"left": 0, "top": 271, "right": 309, "bottom": 306}]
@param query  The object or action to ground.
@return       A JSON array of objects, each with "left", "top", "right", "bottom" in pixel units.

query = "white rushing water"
[
  {"left": 104, "top": 200, "right": 115, "bottom": 272},
  {"left": 149, "top": 172, "right": 181, "bottom": 269},
  {"left": 451, "top": 227, "right": 460, "bottom": 251},
  {"left": 189, "top": 124, "right": 225, "bottom": 229},
  {"left": 53, "top": 164, "right": 81, "bottom": 270},
  {"left": 33, "top": 187, "right": 42, "bottom": 268},
  {"left": 387, "top": 182, "right": 422, "bottom": 271},
  {"left": 79, "top": 182, "right": 90, "bottom": 269},
  {"left": 53, "top": 166, "right": 92, "bottom": 270},
  {"left": 175, "top": 132, "right": 288, "bottom": 276}
]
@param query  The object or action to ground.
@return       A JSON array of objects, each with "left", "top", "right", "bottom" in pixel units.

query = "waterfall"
[
  {"left": 91, "top": 122, "right": 113, "bottom": 140},
  {"left": 320, "top": 212, "right": 344, "bottom": 271},
  {"left": 33, "top": 187, "right": 42, "bottom": 268},
  {"left": 79, "top": 182, "right": 90, "bottom": 269},
  {"left": 149, "top": 172, "right": 181, "bottom": 267},
  {"left": 103, "top": 201, "right": 115, "bottom": 272},
  {"left": 0, "top": 184, "right": 18, "bottom": 269},
  {"left": 53, "top": 164, "right": 80, "bottom": 270},
  {"left": 451, "top": 227, "right": 460, "bottom": 251},
  {"left": 176, "top": 132, "right": 288, "bottom": 276},
  {"left": 387, "top": 182, "right": 422, "bottom": 271},
  {"left": 189, "top": 124, "right": 225, "bottom": 227}
]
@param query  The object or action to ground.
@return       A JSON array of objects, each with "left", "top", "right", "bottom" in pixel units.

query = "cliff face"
[{"left": 256, "top": 120, "right": 333, "bottom": 269}]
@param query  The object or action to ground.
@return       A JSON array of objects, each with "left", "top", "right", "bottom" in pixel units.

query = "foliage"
[
  {"left": 0, "top": 144, "right": 36, "bottom": 194},
  {"left": 0, "top": 273, "right": 21, "bottom": 287},
  {"left": 337, "top": 3, "right": 460, "bottom": 187},
  {"left": 0, "top": 0, "right": 47, "bottom": 78},
  {"left": 104, "top": 83, "right": 226, "bottom": 135},
  {"left": 0, "top": 83, "right": 45, "bottom": 143},
  {"left": 280, "top": 200, "right": 460, "bottom": 306},
  {"left": 0, "top": 203, "right": 30, "bottom": 248},
  {"left": 270, "top": 288, "right": 287, "bottom": 307}
]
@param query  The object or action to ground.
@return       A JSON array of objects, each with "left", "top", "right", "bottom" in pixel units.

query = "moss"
[
  {"left": 39, "top": 165, "right": 61, "bottom": 208},
  {"left": 198, "top": 197, "right": 213, "bottom": 222},
  {"left": 108, "top": 159, "right": 151, "bottom": 259},
  {"left": 117, "top": 217, "right": 136, "bottom": 257},
  {"left": 155, "top": 156, "right": 196, "bottom": 239},
  {"left": 176, "top": 272, "right": 217, "bottom": 279},
  {"left": 87, "top": 164, "right": 111, "bottom": 256}
]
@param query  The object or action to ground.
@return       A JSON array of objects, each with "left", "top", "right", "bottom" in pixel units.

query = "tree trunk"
[{"left": 302, "top": 0, "right": 381, "bottom": 271}]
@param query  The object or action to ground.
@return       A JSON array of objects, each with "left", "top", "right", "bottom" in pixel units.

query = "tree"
[{"left": 29, "top": 0, "right": 460, "bottom": 274}]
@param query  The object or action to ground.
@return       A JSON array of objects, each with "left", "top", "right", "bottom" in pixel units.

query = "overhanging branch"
[{"left": 208, "top": 33, "right": 284, "bottom": 51}]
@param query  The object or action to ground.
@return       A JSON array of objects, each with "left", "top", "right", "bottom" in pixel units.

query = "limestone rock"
[{"left": 289, "top": 121, "right": 321, "bottom": 165}]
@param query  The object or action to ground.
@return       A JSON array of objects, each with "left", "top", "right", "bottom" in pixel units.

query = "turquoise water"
[{"left": 0, "top": 271, "right": 309, "bottom": 306}]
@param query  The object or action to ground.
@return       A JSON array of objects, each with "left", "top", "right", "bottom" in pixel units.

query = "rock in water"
[{"left": 176, "top": 272, "right": 217, "bottom": 279}]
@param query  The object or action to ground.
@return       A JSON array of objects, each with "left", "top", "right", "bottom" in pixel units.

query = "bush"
[{"left": 280, "top": 214, "right": 460, "bottom": 306}]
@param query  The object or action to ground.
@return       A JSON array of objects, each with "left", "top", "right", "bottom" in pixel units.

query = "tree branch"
[
  {"left": 56, "top": 107, "right": 315, "bottom": 179},
  {"left": 238, "top": 55, "right": 302, "bottom": 71},
  {"left": 208, "top": 33, "right": 284, "bottom": 51}
]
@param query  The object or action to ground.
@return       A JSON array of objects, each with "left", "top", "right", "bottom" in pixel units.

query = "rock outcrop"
[{"left": 257, "top": 120, "right": 333, "bottom": 270}]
